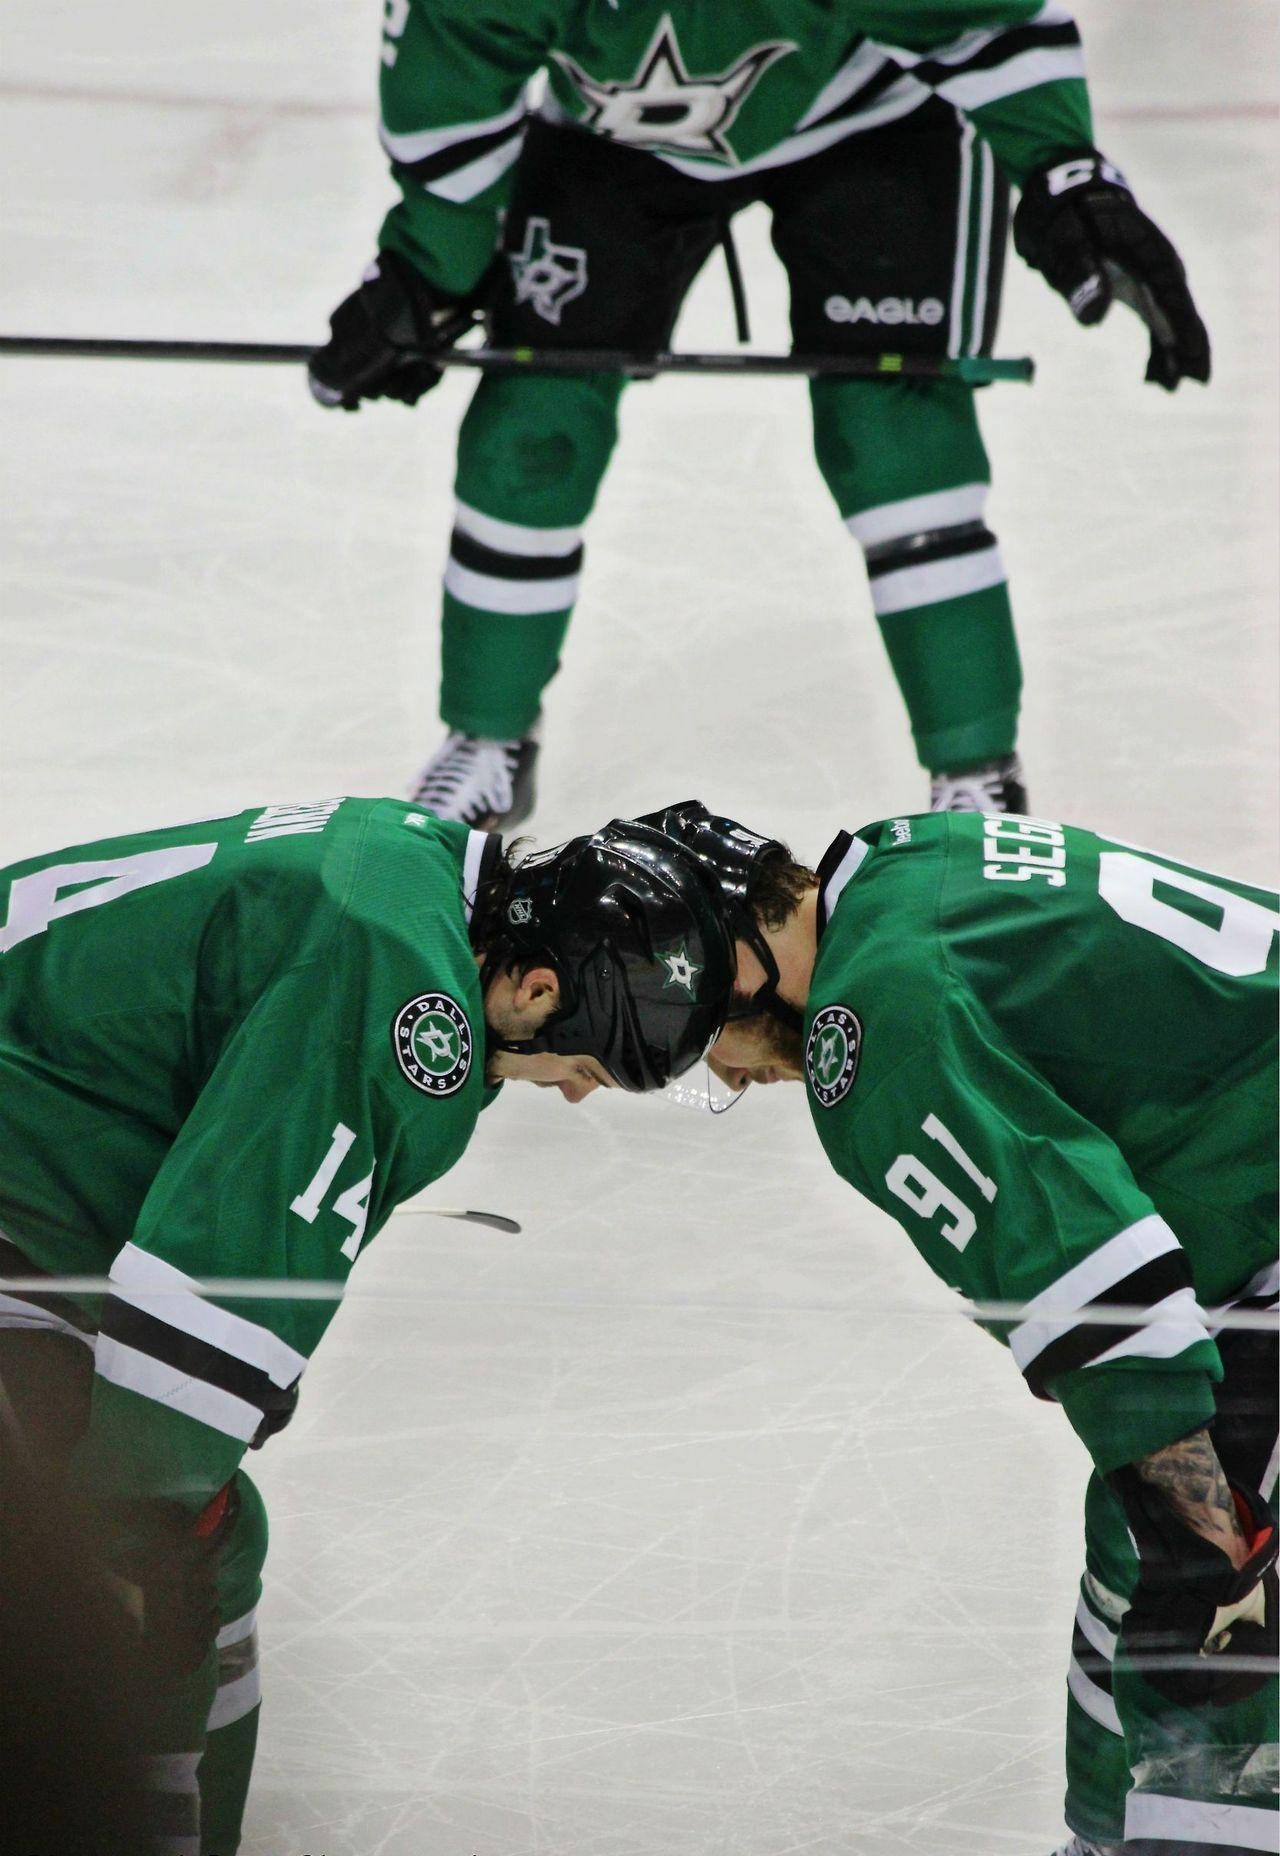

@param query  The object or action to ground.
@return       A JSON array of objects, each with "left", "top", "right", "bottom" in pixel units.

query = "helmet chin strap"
[{"left": 740, "top": 928, "right": 804, "bottom": 1034}]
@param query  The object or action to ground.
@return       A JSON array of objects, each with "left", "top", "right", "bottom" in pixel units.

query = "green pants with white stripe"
[
  {"left": 437, "top": 107, "right": 1018, "bottom": 774},
  {"left": 1064, "top": 1315, "right": 1278, "bottom": 1854}
]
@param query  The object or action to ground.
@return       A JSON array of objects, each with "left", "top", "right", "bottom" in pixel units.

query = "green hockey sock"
[
  {"left": 810, "top": 377, "right": 1021, "bottom": 771},
  {"left": 440, "top": 371, "right": 623, "bottom": 738}
]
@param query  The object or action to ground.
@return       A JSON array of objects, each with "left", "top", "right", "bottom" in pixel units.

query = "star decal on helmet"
[
  {"left": 659, "top": 941, "right": 703, "bottom": 998},
  {"left": 553, "top": 15, "right": 795, "bottom": 165}
]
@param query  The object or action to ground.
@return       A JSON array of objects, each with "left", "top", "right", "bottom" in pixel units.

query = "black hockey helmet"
[
  {"left": 633, "top": 800, "right": 804, "bottom": 1033},
  {"left": 486, "top": 820, "right": 736, "bottom": 1091}
]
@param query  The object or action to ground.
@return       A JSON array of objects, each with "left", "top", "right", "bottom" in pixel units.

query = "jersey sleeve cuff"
[{"left": 1051, "top": 1349, "right": 1222, "bottom": 1475}]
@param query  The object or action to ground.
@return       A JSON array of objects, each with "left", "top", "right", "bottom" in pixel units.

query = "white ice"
[{"left": 1, "top": 3, "right": 1276, "bottom": 1851}]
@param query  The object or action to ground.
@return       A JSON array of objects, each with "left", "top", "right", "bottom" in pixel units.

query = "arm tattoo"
[{"left": 1135, "top": 1427, "right": 1247, "bottom": 1561}]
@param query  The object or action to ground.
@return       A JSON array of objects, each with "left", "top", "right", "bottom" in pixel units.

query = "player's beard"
[{"left": 738, "top": 1007, "right": 805, "bottom": 1080}]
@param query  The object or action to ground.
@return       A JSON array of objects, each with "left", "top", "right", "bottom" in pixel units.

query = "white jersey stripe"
[
  {"left": 1009, "top": 1214, "right": 1190, "bottom": 1373},
  {"left": 869, "top": 543, "right": 1005, "bottom": 617},
  {"left": 795, "top": 41, "right": 895, "bottom": 130},
  {"left": 934, "top": 45, "right": 1088, "bottom": 112},
  {"left": 216, "top": 1605, "right": 258, "bottom": 1650},
  {"left": 378, "top": 95, "right": 528, "bottom": 169},
  {"left": 968, "top": 139, "right": 995, "bottom": 356},
  {"left": 427, "top": 132, "right": 525, "bottom": 204},
  {"left": 948, "top": 117, "right": 975, "bottom": 359},
  {"left": 823, "top": 837, "right": 872, "bottom": 920},
  {"left": 95, "top": 1334, "right": 263, "bottom": 1442},
  {"left": 846, "top": 483, "right": 988, "bottom": 549},
  {"left": 0, "top": 1290, "right": 93, "bottom": 1345},
  {"left": 207, "top": 1663, "right": 262, "bottom": 1732},
  {"left": 1075, "top": 1593, "right": 1118, "bottom": 1663},
  {"left": 1125, "top": 1791, "right": 1280, "bottom": 1850},
  {"left": 454, "top": 501, "right": 582, "bottom": 557},
  {"left": 462, "top": 830, "right": 488, "bottom": 923},
  {"left": 444, "top": 560, "right": 580, "bottom": 615},
  {"left": 110, "top": 1243, "right": 307, "bottom": 1387},
  {"left": 1066, "top": 1657, "right": 1122, "bottom": 1736},
  {"left": 1088, "top": 1287, "right": 1215, "bottom": 1369}
]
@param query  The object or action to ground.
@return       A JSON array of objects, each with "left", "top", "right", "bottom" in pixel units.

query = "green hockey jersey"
[
  {"left": 0, "top": 799, "right": 498, "bottom": 1504},
  {"left": 375, "top": 0, "right": 1095, "bottom": 293},
  {"left": 804, "top": 812, "right": 1278, "bottom": 1473}
]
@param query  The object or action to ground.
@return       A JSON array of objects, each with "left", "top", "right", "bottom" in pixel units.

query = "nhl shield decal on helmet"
[
  {"left": 392, "top": 993, "right": 473, "bottom": 1096},
  {"left": 806, "top": 1005, "right": 862, "bottom": 1108}
]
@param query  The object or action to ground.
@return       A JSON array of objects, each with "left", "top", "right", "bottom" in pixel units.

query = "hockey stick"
[
  {"left": 0, "top": 334, "right": 1032, "bottom": 385},
  {"left": 421, "top": 1206, "right": 522, "bottom": 1235}
]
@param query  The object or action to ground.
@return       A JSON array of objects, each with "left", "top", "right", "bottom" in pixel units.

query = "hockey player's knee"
[
  {"left": 846, "top": 484, "right": 1005, "bottom": 619},
  {"left": 456, "top": 374, "right": 622, "bottom": 525},
  {"left": 809, "top": 375, "right": 990, "bottom": 509}
]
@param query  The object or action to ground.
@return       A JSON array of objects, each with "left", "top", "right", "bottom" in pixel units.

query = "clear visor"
[{"left": 656, "top": 1060, "right": 746, "bottom": 1114}]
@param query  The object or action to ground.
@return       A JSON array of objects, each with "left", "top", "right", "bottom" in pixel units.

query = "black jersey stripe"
[
  {"left": 865, "top": 523, "right": 996, "bottom": 578},
  {"left": 390, "top": 118, "right": 527, "bottom": 188},
  {"left": 449, "top": 528, "right": 584, "bottom": 582},
  {"left": 910, "top": 20, "right": 1082, "bottom": 90},
  {"left": 99, "top": 1296, "right": 298, "bottom": 1424},
  {"left": 1071, "top": 1620, "right": 1115, "bottom": 1693},
  {"left": 804, "top": 56, "right": 911, "bottom": 133},
  {"left": 1024, "top": 1252, "right": 1197, "bottom": 1399}
]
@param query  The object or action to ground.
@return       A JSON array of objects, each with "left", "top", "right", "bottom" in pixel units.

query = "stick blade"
[{"left": 429, "top": 1207, "right": 523, "bottom": 1235}]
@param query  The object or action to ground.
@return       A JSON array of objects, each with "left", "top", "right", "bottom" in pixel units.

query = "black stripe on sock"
[
  {"left": 450, "top": 528, "right": 584, "bottom": 582},
  {"left": 865, "top": 523, "right": 995, "bottom": 578},
  {"left": 1024, "top": 1252, "right": 1197, "bottom": 1400}
]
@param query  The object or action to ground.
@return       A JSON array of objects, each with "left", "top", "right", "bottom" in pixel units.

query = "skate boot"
[
  {"left": 410, "top": 727, "right": 539, "bottom": 830},
  {"left": 1046, "top": 1837, "right": 1125, "bottom": 1856},
  {"left": 930, "top": 753, "right": 1027, "bottom": 814}
]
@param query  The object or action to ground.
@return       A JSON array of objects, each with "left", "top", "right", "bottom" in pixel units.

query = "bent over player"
[
  {"left": 0, "top": 799, "right": 732, "bottom": 1853},
  {"left": 309, "top": 2, "right": 1209, "bottom": 826},
  {"left": 632, "top": 801, "right": 1277, "bottom": 1855}
]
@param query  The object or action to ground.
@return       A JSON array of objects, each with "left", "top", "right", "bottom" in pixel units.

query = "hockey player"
[
  {"left": 309, "top": 2, "right": 1209, "bottom": 828},
  {"left": 634, "top": 801, "right": 1277, "bottom": 1855},
  {"left": 0, "top": 798, "right": 733, "bottom": 1854}
]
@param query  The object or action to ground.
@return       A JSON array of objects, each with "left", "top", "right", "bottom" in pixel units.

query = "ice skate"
[
  {"left": 930, "top": 753, "right": 1027, "bottom": 814},
  {"left": 410, "top": 727, "right": 539, "bottom": 830}
]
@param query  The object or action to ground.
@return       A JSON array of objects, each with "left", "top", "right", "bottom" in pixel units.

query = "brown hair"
[{"left": 746, "top": 844, "right": 817, "bottom": 930}]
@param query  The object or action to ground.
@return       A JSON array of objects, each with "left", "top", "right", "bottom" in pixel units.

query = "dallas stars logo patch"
[
  {"left": 659, "top": 941, "right": 702, "bottom": 998},
  {"left": 509, "top": 218, "right": 588, "bottom": 326},
  {"left": 553, "top": 15, "right": 795, "bottom": 165},
  {"left": 392, "top": 993, "right": 473, "bottom": 1097},
  {"left": 805, "top": 1004, "right": 862, "bottom": 1109}
]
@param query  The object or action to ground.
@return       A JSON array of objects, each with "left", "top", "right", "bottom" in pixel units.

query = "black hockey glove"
[
  {"left": 104, "top": 1480, "right": 241, "bottom": 1680},
  {"left": 308, "top": 250, "right": 480, "bottom": 411},
  {"left": 1013, "top": 152, "right": 1211, "bottom": 390},
  {"left": 1110, "top": 1466, "right": 1277, "bottom": 1708}
]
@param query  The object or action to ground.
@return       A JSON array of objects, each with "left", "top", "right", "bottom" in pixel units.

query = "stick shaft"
[{"left": 0, "top": 334, "right": 1032, "bottom": 384}]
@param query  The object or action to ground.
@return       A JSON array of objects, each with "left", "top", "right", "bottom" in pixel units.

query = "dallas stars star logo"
[
  {"left": 659, "top": 942, "right": 702, "bottom": 998},
  {"left": 553, "top": 15, "right": 795, "bottom": 165},
  {"left": 815, "top": 1027, "right": 845, "bottom": 1088},
  {"left": 392, "top": 992, "right": 474, "bottom": 1097},
  {"left": 805, "top": 1005, "right": 862, "bottom": 1109}
]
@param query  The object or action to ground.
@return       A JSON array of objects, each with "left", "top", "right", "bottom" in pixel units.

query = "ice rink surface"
[{"left": 1, "top": 4, "right": 1277, "bottom": 1851}]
